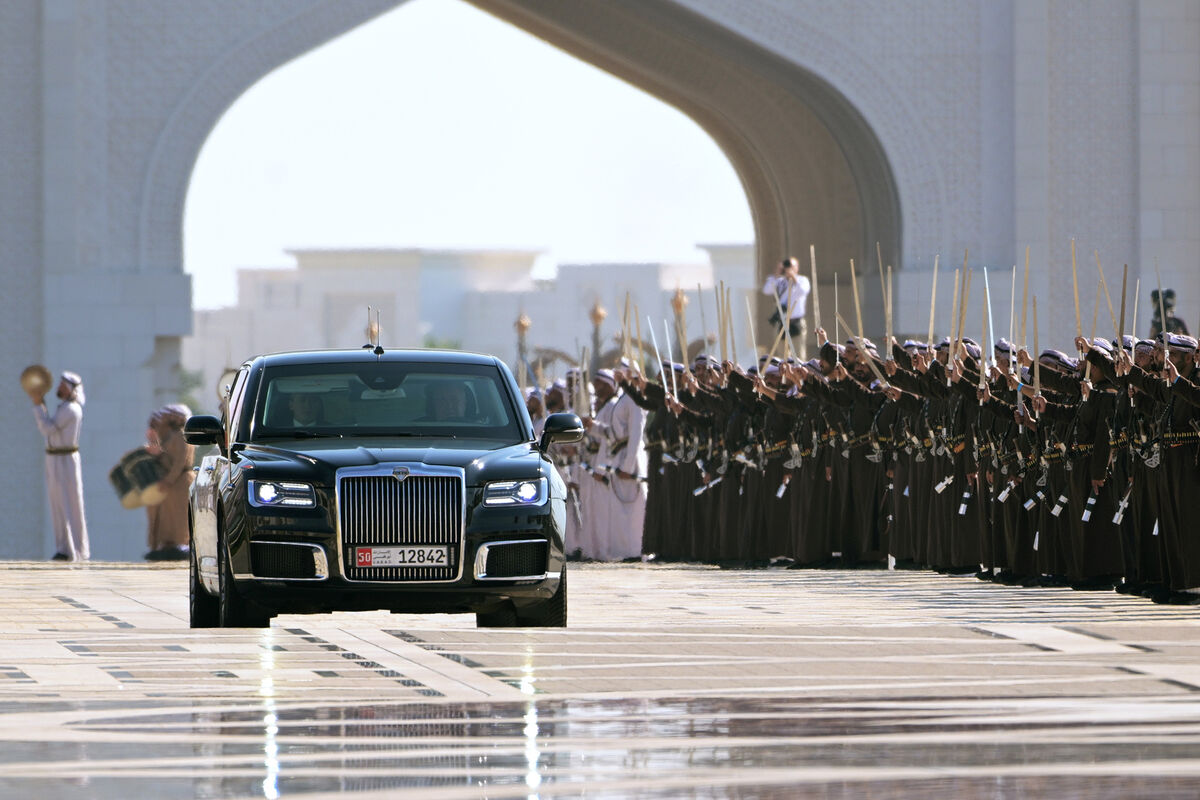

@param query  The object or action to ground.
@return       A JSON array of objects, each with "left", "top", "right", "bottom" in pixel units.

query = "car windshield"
[{"left": 251, "top": 361, "right": 525, "bottom": 443}]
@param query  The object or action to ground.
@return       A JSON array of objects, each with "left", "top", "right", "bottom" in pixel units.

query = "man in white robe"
[
  {"left": 32, "top": 372, "right": 90, "bottom": 561},
  {"left": 587, "top": 368, "right": 647, "bottom": 560}
]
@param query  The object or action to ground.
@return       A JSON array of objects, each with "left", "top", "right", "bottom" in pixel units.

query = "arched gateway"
[{"left": 3, "top": 1, "right": 1184, "bottom": 559}]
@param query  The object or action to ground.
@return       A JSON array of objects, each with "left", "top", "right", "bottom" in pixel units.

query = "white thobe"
[
  {"left": 589, "top": 391, "right": 647, "bottom": 561},
  {"left": 33, "top": 400, "right": 89, "bottom": 560},
  {"left": 573, "top": 397, "right": 610, "bottom": 560}
]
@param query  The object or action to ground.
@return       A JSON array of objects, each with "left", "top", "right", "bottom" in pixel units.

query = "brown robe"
[{"left": 146, "top": 425, "right": 194, "bottom": 550}]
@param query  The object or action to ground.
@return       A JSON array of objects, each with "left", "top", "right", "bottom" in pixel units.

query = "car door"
[{"left": 192, "top": 368, "right": 248, "bottom": 593}]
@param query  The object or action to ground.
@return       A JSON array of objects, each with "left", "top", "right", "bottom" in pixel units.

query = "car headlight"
[
  {"left": 248, "top": 480, "right": 316, "bottom": 509},
  {"left": 482, "top": 478, "right": 547, "bottom": 507}
]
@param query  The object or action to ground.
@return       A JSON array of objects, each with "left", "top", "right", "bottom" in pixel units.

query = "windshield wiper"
[
  {"left": 384, "top": 432, "right": 458, "bottom": 439},
  {"left": 257, "top": 431, "right": 345, "bottom": 440}
]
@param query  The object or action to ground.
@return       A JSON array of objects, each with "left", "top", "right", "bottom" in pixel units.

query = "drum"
[
  {"left": 107, "top": 459, "right": 139, "bottom": 509},
  {"left": 108, "top": 448, "right": 167, "bottom": 509}
]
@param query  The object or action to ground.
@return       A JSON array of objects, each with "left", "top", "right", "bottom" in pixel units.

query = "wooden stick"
[
  {"left": 634, "top": 304, "right": 645, "bottom": 374},
  {"left": 647, "top": 315, "right": 666, "bottom": 391},
  {"left": 724, "top": 286, "right": 734, "bottom": 362},
  {"left": 1132, "top": 278, "right": 1141, "bottom": 343},
  {"left": 1033, "top": 296, "right": 1041, "bottom": 398},
  {"left": 955, "top": 267, "right": 973, "bottom": 365},
  {"left": 1094, "top": 251, "right": 1118, "bottom": 337},
  {"left": 695, "top": 283, "right": 708, "bottom": 357},
  {"left": 833, "top": 272, "right": 840, "bottom": 365},
  {"left": 1020, "top": 245, "right": 1031, "bottom": 351},
  {"left": 676, "top": 303, "right": 689, "bottom": 374},
  {"left": 622, "top": 292, "right": 632, "bottom": 365},
  {"left": 948, "top": 267, "right": 961, "bottom": 357},
  {"left": 927, "top": 253, "right": 940, "bottom": 346},
  {"left": 835, "top": 311, "right": 890, "bottom": 389},
  {"left": 662, "top": 320, "right": 677, "bottom": 397},
  {"left": 770, "top": 284, "right": 790, "bottom": 359},
  {"left": 1084, "top": 282, "right": 1100, "bottom": 382},
  {"left": 809, "top": 244, "right": 822, "bottom": 333},
  {"left": 1117, "top": 264, "right": 1128, "bottom": 356},
  {"left": 745, "top": 295, "right": 759, "bottom": 361},
  {"left": 1071, "top": 238, "right": 1082, "bottom": 339},
  {"left": 849, "top": 258, "right": 865, "bottom": 344}
]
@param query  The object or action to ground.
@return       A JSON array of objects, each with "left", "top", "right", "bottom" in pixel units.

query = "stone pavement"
[{"left": 0, "top": 561, "right": 1198, "bottom": 798}]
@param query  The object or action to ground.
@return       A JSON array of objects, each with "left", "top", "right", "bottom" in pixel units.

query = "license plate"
[{"left": 355, "top": 546, "right": 449, "bottom": 567}]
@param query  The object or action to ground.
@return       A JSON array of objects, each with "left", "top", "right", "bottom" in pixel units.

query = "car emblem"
[{"left": 392, "top": 467, "right": 410, "bottom": 482}]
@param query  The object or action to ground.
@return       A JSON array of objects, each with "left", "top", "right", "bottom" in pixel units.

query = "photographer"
[{"left": 762, "top": 257, "right": 811, "bottom": 357}]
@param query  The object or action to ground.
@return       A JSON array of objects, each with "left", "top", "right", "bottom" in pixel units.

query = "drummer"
[
  {"left": 144, "top": 404, "right": 194, "bottom": 561},
  {"left": 31, "top": 372, "right": 90, "bottom": 561}
]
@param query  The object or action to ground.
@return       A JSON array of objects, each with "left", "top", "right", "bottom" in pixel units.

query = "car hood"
[{"left": 233, "top": 438, "right": 546, "bottom": 485}]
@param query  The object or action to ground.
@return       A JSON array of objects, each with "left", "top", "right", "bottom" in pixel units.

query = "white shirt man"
[
  {"left": 32, "top": 372, "right": 89, "bottom": 561},
  {"left": 762, "top": 257, "right": 811, "bottom": 358}
]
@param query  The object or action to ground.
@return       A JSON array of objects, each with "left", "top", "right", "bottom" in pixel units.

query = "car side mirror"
[
  {"left": 183, "top": 414, "right": 224, "bottom": 446},
  {"left": 538, "top": 412, "right": 584, "bottom": 452}
]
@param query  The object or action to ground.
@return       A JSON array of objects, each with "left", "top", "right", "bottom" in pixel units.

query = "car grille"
[
  {"left": 340, "top": 473, "right": 463, "bottom": 582},
  {"left": 251, "top": 542, "right": 319, "bottom": 579},
  {"left": 484, "top": 541, "right": 548, "bottom": 578}
]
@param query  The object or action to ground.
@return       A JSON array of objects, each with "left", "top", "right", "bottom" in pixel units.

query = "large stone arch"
[
  {"left": 465, "top": 0, "right": 910, "bottom": 342},
  {"left": 139, "top": 1, "right": 402, "bottom": 271},
  {"left": 145, "top": 0, "right": 909, "bottom": 345}
]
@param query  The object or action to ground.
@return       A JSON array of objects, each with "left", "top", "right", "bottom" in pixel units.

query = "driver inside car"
[
  {"left": 425, "top": 381, "right": 474, "bottom": 422},
  {"left": 289, "top": 393, "right": 325, "bottom": 427}
]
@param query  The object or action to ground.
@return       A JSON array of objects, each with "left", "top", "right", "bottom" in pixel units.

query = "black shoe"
[
  {"left": 160, "top": 546, "right": 189, "bottom": 561},
  {"left": 975, "top": 570, "right": 993, "bottom": 582},
  {"left": 1115, "top": 581, "right": 1142, "bottom": 595},
  {"left": 51, "top": 553, "right": 69, "bottom": 561}
]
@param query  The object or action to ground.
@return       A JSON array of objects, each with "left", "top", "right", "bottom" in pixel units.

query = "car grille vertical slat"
[{"left": 340, "top": 473, "right": 462, "bottom": 582}]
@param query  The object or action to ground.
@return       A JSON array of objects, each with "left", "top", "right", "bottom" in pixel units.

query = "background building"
[{"left": 184, "top": 245, "right": 757, "bottom": 414}]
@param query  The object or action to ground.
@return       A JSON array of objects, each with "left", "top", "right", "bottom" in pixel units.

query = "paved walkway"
[{"left": 0, "top": 561, "right": 1198, "bottom": 798}]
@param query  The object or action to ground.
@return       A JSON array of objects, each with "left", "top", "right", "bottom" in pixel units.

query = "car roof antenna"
[{"left": 363, "top": 306, "right": 385, "bottom": 355}]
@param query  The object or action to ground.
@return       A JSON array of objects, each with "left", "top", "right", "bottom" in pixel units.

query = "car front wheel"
[
  {"left": 218, "top": 535, "right": 271, "bottom": 629},
  {"left": 516, "top": 568, "right": 568, "bottom": 627}
]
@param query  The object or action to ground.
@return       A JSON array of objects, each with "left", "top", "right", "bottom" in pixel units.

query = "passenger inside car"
[{"left": 422, "top": 380, "right": 477, "bottom": 422}]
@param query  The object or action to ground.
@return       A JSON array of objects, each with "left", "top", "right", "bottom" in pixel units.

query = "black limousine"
[{"left": 183, "top": 348, "right": 582, "bottom": 628}]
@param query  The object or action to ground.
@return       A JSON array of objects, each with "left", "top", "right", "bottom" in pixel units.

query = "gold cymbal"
[{"left": 20, "top": 364, "right": 52, "bottom": 398}]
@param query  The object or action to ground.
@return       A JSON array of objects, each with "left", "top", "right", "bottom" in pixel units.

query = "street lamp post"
[
  {"left": 515, "top": 312, "right": 531, "bottom": 390},
  {"left": 589, "top": 301, "right": 607, "bottom": 373}
]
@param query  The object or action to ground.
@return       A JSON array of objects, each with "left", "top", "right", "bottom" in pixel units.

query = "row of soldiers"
[{"left": 599, "top": 328, "right": 1200, "bottom": 605}]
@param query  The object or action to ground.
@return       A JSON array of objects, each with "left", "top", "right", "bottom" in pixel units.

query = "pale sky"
[{"left": 183, "top": 0, "right": 754, "bottom": 309}]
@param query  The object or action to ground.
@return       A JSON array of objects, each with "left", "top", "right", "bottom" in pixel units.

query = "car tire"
[
  {"left": 515, "top": 568, "right": 568, "bottom": 628},
  {"left": 475, "top": 601, "right": 520, "bottom": 628},
  {"left": 218, "top": 534, "right": 271, "bottom": 629},
  {"left": 189, "top": 533, "right": 219, "bottom": 629}
]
